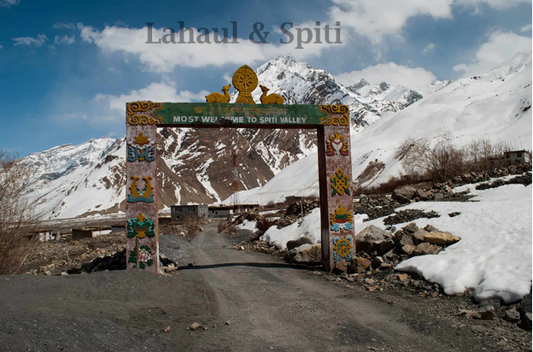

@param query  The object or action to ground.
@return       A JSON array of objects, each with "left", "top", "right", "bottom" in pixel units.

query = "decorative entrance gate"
[{"left": 125, "top": 66, "right": 356, "bottom": 273}]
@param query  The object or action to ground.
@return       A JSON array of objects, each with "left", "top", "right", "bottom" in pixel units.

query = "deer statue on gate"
[
  {"left": 259, "top": 85, "right": 285, "bottom": 105},
  {"left": 205, "top": 84, "right": 231, "bottom": 103}
]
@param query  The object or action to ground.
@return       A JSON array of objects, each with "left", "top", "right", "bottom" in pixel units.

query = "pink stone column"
[
  {"left": 318, "top": 106, "right": 356, "bottom": 272},
  {"left": 125, "top": 103, "right": 160, "bottom": 273}
]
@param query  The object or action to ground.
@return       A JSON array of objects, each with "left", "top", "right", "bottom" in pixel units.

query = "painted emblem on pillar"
[
  {"left": 333, "top": 237, "right": 354, "bottom": 263},
  {"left": 126, "top": 102, "right": 164, "bottom": 125},
  {"left": 127, "top": 176, "right": 154, "bottom": 203},
  {"left": 128, "top": 245, "right": 154, "bottom": 269},
  {"left": 127, "top": 132, "right": 155, "bottom": 162},
  {"left": 319, "top": 105, "right": 350, "bottom": 126},
  {"left": 326, "top": 133, "right": 349, "bottom": 156},
  {"left": 331, "top": 168, "right": 351, "bottom": 196},
  {"left": 127, "top": 212, "right": 156, "bottom": 239},
  {"left": 329, "top": 204, "right": 354, "bottom": 232}
]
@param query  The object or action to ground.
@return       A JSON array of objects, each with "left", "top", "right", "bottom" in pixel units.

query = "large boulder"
[
  {"left": 355, "top": 225, "right": 394, "bottom": 255},
  {"left": 412, "top": 242, "right": 442, "bottom": 256},
  {"left": 422, "top": 231, "right": 461, "bottom": 246},
  {"left": 392, "top": 186, "right": 417, "bottom": 204},
  {"left": 288, "top": 244, "right": 321, "bottom": 264},
  {"left": 286, "top": 236, "right": 314, "bottom": 251}
]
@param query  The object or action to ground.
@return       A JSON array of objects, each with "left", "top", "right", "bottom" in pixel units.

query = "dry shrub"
[
  {"left": 256, "top": 217, "right": 275, "bottom": 234},
  {"left": 0, "top": 150, "right": 38, "bottom": 275},
  {"left": 398, "top": 133, "right": 525, "bottom": 183},
  {"left": 184, "top": 214, "right": 200, "bottom": 236},
  {"left": 218, "top": 221, "right": 237, "bottom": 234}
]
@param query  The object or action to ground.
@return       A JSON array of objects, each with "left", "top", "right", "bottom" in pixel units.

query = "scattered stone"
[
  {"left": 422, "top": 231, "right": 461, "bottom": 246},
  {"left": 286, "top": 236, "right": 314, "bottom": 251},
  {"left": 392, "top": 185, "right": 417, "bottom": 204},
  {"left": 412, "top": 242, "right": 441, "bottom": 256},
  {"left": 384, "top": 210, "right": 440, "bottom": 226},
  {"left": 350, "top": 257, "right": 371, "bottom": 273},
  {"left": 397, "top": 274, "right": 409, "bottom": 281},
  {"left": 503, "top": 309, "right": 521, "bottom": 323},
  {"left": 403, "top": 223, "right": 419, "bottom": 234},
  {"left": 479, "top": 306, "right": 496, "bottom": 320},
  {"left": 448, "top": 212, "right": 461, "bottom": 217},
  {"left": 458, "top": 309, "right": 481, "bottom": 319},
  {"left": 225, "top": 321, "right": 230, "bottom": 325},
  {"left": 189, "top": 322, "right": 202, "bottom": 331},
  {"left": 371, "top": 256, "right": 384, "bottom": 269},
  {"left": 162, "top": 326, "right": 171, "bottom": 333},
  {"left": 287, "top": 244, "right": 321, "bottom": 264},
  {"left": 412, "top": 229, "right": 429, "bottom": 244},
  {"left": 355, "top": 225, "right": 394, "bottom": 255},
  {"left": 401, "top": 245, "right": 416, "bottom": 255},
  {"left": 333, "top": 260, "right": 348, "bottom": 274}
]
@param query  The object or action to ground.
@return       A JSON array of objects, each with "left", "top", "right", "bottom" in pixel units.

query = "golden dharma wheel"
[{"left": 233, "top": 65, "right": 258, "bottom": 104}]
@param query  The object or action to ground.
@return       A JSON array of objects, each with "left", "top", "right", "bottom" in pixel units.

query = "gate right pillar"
[{"left": 317, "top": 105, "right": 356, "bottom": 272}]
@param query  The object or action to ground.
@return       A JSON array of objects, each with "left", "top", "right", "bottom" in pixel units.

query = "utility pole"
[{"left": 230, "top": 149, "right": 239, "bottom": 207}]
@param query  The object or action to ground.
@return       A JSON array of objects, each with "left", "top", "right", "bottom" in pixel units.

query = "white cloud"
[
  {"left": 54, "top": 35, "right": 75, "bottom": 45},
  {"left": 222, "top": 73, "right": 232, "bottom": 84},
  {"left": 78, "top": 23, "right": 342, "bottom": 72},
  {"left": 422, "top": 43, "right": 436, "bottom": 54},
  {"left": 521, "top": 24, "right": 532, "bottom": 32},
  {"left": 329, "top": 0, "right": 453, "bottom": 43},
  {"left": 13, "top": 34, "right": 48, "bottom": 47},
  {"left": 454, "top": 0, "right": 531, "bottom": 11},
  {"left": 95, "top": 81, "right": 210, "bottom": 119},
  {"left": 336, "top": 62, "right": 437, "bottom": 91},
  {"left": 327, "top": 0, "right": 531, "bottom": 43},
  {"left": 453, "top": 31, "right": 532, "bottom": 76},
  {"left": 0, "top": 0, "right": 20, "bottom": 7},
  {"left": 0, "top": 44, "right": 3, "bottom": 49},
  {"left": 53, "top": 22, "right": 76, "bottom": 30}
]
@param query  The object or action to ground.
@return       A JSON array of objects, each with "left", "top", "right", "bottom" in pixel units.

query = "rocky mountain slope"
[
  {"left": 23, "top": 56, "right": 424, "bottom": 219},
  {"left": 233, "top": 51, "right": 532, "bottom": 205}
]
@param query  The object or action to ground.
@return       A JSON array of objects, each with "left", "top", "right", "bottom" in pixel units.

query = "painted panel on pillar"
[{"left": 125, "top": 118, "right": 159, "bottom": 273}]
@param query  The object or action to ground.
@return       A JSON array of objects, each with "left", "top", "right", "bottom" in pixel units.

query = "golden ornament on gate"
[{"left": 232, "top": 65, "right": 258, "bottom": 104}]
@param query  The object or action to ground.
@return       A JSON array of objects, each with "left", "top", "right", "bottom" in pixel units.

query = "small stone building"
[
  {"left": 504, "top": 150, "right": 531, "bottom": 165},
  {"left": 171, "top": 205, "right": 208, "bottom": 222}
]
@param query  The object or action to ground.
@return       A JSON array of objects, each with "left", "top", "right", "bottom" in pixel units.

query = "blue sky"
[{"left": 0, "top": 0, "right": 531, "bottom": 156}]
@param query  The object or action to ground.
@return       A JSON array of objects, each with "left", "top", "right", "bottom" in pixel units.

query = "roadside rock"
[
  {"left": 412, "top": 242, "right": 442, "bottom": 256},
  {"left": 286, "top": 236, "right": 314, "bottom": 251},
  {"left": 423, "top": 231, "right": 461, "bottom": 246},
  {"left": 392, "top": 185, "right": 417, "bottom": 204},
  {"left": 503, "top": 309, "right": 521, "bottom": 323},
  {"left": 288, "top": 244, "right": 321, "bottom": 264},
  {"left": 350, "top": 257, "right": 371, "bottom": 273},
  {"left": 355, "top": 225, "right": 394, "bottom": 255}
]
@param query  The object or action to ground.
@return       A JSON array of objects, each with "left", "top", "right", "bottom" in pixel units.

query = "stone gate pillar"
[
  {"left": 317, "top": 105, "right": 355, "bottom": 272},
  {"left": 125, "top": 102, "right": 161, "bottom": 273}
]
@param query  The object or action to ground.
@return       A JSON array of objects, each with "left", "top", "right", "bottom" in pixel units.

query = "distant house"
[
  {"left": 208, "top": 205, "right": 233, "bottom": 219},
  {"left": 171, "top": 205, "right": 208, "bottom": 222},
  {"left": 504, "top": 150, "right": 531, "bottom": 165},
  {"left": 208, "top": 204, "right": 259, "bottom": 219}
]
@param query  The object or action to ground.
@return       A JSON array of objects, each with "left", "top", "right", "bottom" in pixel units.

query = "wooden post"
[{"left": 318, "top": 106, "right": 356, "bottom": 272}]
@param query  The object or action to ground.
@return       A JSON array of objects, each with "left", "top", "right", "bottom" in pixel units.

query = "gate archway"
[{"left": 125, "top": 65, "right": 356, "bottom": 273}]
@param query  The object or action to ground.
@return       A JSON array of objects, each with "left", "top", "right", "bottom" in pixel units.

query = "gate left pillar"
[{"left": 125, "top": 102, "right": 161, "bottom": 273}]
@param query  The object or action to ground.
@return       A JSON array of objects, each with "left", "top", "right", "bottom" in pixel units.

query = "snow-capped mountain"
[
  {"left": 241, "top": 56, "right": 423, "bottom": 127},
  {"left": 233, "top": 51, "right": 532, "bottom": 205},
  {"left": 23, "top": 56, "right": 425, "bottom": 219}
]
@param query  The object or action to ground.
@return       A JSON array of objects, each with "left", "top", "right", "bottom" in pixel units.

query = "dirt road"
[{"left": 0, "top": 223, "right": 524, "bottom": 351}]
